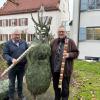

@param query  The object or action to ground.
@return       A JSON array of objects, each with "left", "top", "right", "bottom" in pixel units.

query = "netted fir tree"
[{"left": 26, "top": 7, "right": 53, "bottom": 100}]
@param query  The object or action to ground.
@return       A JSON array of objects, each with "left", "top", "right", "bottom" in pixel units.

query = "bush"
[
  {"left": 0, "top": 79, "right": 9, "bottom": 100},
  {"left": 26, "top": 43, "right": 51, "bottom": 96},
  {"left": 0, "top": 42, "right": 7, "bottom": 70}
]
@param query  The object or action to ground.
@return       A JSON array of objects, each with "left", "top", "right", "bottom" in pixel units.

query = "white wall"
[
  {"left": 0, "top": 11, "right": 62, "bottom": 37},
  {"left": 79, "top": 10, "right": 100, "bottom": 59},
  {"left": 59, "top": 0, "right": 69, "bottom": 21},
  {"left": 79, "top": 41, "right": 100, "bottom": 59},
  {"left": 80, "top": 10, "right": 100, "bottom": 27}
]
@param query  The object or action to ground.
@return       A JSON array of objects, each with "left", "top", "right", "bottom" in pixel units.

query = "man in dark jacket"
[
  {"left": 3, "top": 30, "right": 28, "bottom": 100},
  {"left": 50, "top": 26, "right": 79, "bottom": 100}
]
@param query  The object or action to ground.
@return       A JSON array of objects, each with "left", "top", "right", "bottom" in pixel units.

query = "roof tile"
[{"left": 0, "top": 0, "right": 59, "bottom": 15}]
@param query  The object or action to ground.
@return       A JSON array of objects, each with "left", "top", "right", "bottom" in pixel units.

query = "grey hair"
[
  {"left": 58, "top": 25, "right": 66, "bottom": 30},
  {"left": 13, "top": 30, "right": 21, "bottom": 34}
]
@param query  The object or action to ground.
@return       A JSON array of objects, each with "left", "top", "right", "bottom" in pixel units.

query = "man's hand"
[
  {"left": 63, "top": 53, "right": 69, "bottom": 58},
  {"left": 12, "top": 58, "right": 17, "bottom": 64}
]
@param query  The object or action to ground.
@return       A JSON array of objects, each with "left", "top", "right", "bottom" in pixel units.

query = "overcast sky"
[
  {"left": 0, "top": 0, "right": 73, "bottom": 19},
  {"left": 0, "top": 0, "right": 6, "bottom": 7}
]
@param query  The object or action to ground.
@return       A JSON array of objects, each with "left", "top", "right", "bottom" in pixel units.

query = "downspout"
[{"left": 77, "top": 0, "right": 81, "bottom": 48}]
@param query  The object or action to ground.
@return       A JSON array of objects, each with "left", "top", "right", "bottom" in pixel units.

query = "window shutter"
[
  {"left": 79, "top": 27, "right": 86, "bottom": 41},
  {"left": 80, "top": 0, "right": 88, "bottom": 11}
]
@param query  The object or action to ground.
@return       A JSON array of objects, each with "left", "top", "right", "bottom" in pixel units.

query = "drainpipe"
[
  {"left": 72, "top": 0, "right": 81, "bottom": 48},
  {"left": 77, "top": 0, "right": 81, "bottom": 48}
]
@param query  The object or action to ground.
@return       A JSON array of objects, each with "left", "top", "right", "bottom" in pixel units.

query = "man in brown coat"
[{"left": 50, "top": 26, "right": 79, "bottom": 100}]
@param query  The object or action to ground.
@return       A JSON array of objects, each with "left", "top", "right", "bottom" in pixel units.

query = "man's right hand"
[{"left": 12, "top": 58, "right": 17, "bottom": 64}]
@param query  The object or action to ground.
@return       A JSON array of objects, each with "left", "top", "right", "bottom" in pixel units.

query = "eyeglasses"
[{"left": 58, "top": 31, "right": 65, "bottom": 33}]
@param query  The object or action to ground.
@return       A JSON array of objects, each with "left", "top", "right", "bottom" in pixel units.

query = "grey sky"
[{"left": 0, "top": 0, "right": 6, "bottom": 7}]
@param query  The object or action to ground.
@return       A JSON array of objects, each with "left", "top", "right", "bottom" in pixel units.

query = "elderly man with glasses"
[
  {"left": 3, "top": 30, "right": 28, "bottom": 100},
  {"left": 50, "top": 25, "right": 79, "bottom": 100}
]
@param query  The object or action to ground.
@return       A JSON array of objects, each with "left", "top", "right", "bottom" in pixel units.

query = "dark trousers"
[
  {"left": 52, "top": 72, "right": 70, "bottom": 100},
  {"left": 8, "top": 67, "right": 25, "bottom": 99}
]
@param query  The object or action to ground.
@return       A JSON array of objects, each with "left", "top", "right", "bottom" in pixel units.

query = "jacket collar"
[
  {"left": 10, "top": 39, "right": 23, "bottom": 46},
  {"left": 58, "top": 36, "right": 67, "bottom": 43}
]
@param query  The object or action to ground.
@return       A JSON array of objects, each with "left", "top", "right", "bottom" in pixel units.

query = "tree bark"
[{"left": 33, "top": 95, "right": 37, "bottom": 100}]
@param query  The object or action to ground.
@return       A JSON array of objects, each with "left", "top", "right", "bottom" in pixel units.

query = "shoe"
[
  {"left": 62, "top": 97, "right": 68, "bottom": 100},
  {"left": 9, "top": 98, "right": 14, "bottom": 100}
]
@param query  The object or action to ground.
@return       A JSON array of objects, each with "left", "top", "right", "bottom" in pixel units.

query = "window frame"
[
  {"left": 86, "top": 27, "right": 100, "bottom": 41},
  {"left": 88, "top": 0, "right": 100, "bottom": 10}
]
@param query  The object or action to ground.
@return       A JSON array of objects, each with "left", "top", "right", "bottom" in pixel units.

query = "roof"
[{"left": 0, "top": 0, "right": 59, "bottom": 16}]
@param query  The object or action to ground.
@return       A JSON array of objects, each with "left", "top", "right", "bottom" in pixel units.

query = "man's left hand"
[{"left": 63, "top": 53, "right": 69, "bottom": 58}]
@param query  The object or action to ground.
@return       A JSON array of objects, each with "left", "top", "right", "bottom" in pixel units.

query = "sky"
[
  {"left": 0, "top": 0, "right": 7, "bottom": 7},
  {"left": 0, "top": 0, "right": 73, "bottom": 19}
]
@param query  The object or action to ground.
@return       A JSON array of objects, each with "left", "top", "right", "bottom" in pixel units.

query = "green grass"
[
  {"left": 24, "top": 60, "right": 100, "bottom": 100},
  {"left": 69, "top": 60, "right": 100, "bottom": 100}
]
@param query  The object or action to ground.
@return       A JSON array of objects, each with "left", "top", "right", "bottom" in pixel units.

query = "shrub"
[{"left": 26, "top": 43, "right": 51, "bottom": 96}]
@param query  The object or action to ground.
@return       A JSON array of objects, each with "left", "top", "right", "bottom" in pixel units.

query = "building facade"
[
  {"left": 0, "top": 0, "right": 69, "bottom": 42},
  {"left": 72, "top": 0, "right": 100, "bottom": 60}
]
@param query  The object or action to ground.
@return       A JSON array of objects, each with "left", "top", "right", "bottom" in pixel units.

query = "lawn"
[
  {"left": 23, "top": 60, "right": 100, "bottom": 100},
  {"left": 69, "top": 60, "right": 100, "bottom": 100}
]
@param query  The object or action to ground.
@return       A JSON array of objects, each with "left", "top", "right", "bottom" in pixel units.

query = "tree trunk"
[{"left": 33, "top": 95, "right": 37, "bottom": 100}]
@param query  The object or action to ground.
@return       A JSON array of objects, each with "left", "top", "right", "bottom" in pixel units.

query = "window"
[
  {"left": 9, "top": 34, "right": 12, "bottom": 40},
  {"left": 79, "top": 27, "right": 86, "bottom": 41},
  {"left": 28, "top": 34, "right": 34, "bottom": 42},
  {"left": 88, "top": 0, "right": 100, "bottom": 9},
  {"left": 0, "top": 20, "right": 2, "bottom": 26},
  {"left": 88, "top": 0, "right": 95, "bottom": 9},
  {"left": 87, "top": 28, "right": 100, "bottom": 40},
  {"left": 2, "top": 20, "right": 6, "bottom": 27},
  {"left": 96, "top": 0, "right": 100, "bottom": 8},
  {"left": 21, "top": 31, "right": 26, "bottom": 40},
  {"left": 9, "top": 19, "right": 11, "bottom": 26},
  {"left": 25, "top": 18, "right": 28, "bottom": 26},
  {"left": 62, "top": 21, "right": 68, "bottom": 26},
  {"left": 20, "top": 18, "right": 25, "bottom": 26},
  {"left": 81, "top": 0, "right": 100, "bottom": 11},
  {"left": 80, "top": 0, "right": 88, "bottom": 11},
  {"left": 6, "top": 19, "right": 8, "bottom": 26},
  {"left": 19, "top": 18, "right": 28, "bottom": 26},
  {"left": 0, "top": 34, "right": 9, "bottom": 41},
  {"left": 10, "top": 19, "right": 17, "bottom": 26},
  {"left": 0, "top": 34, "right": 3, "bottom": 41},
  {"left": 0, "top": 18, "right": 28, "bottom": 27},
  {"left": 4, "top": 34, "right": 8, "bottom": 41}
]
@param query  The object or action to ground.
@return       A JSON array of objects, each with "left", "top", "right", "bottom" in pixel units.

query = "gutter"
[{"left": 0, "top": 7, "right": 59, "bottom": 16}]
